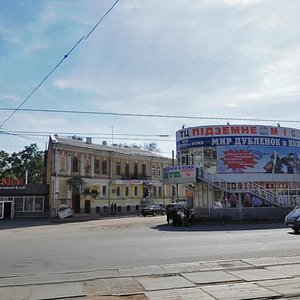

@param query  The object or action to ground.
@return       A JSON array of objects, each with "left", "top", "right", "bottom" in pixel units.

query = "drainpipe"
[{"left": 108, "top": 152, "right": 112, "bottom": 214}]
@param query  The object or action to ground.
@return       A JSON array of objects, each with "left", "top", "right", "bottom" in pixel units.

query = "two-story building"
[{"left": 46, "top": 135, "right": 185, "bottom": 215}]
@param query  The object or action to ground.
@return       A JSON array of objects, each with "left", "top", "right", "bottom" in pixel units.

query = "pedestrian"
[
  {"left": 166, "top": 208, "right": 172, "bottom": 224},
  {"left": 110, "top": 203, "right": 114, "bottom": 215},
  {"left": 114, "top": 203, "right": 117, "bottom": 214},
  {"left": 184, "top": 208, "right": 190, "bottom": 227},
  {"left": 172, "top": 208, "right": 177, "bottom": 226}
]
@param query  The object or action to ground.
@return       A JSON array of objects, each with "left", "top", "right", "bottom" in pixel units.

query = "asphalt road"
[{"left": 0, "top": 216, "right": 299, "bottom": 278}]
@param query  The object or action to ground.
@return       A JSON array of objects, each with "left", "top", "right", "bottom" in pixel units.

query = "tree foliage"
[
  {"left": 143, "top": 142, "right": 160, "bottom": 153},
  {"left": 116, "top": 142, "right": 160, "bottom": 153},
  {"left": 0, "top": 144, "right": 44, "bottom": 184},
  {"left": 0, "top": 150, "right": 10, "bottom": 177}
]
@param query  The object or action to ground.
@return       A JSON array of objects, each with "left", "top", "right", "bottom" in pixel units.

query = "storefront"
[
  {"left": 176, "top": 125, "right": 300, "bottom": 220},
  {"left": 0, "top": 181, "right": 49, "bottom": 219}
]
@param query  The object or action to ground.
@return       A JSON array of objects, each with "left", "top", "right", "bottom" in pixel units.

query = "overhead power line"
[
  {"left": 0, "top": 0, "right": 120, "bottom": 129},
  {"left": 0, "top": 129, "right": 170, "bottom": 138},
  {"left": 2, "top": 131, "right": 174, "bottom": 143},
  {"left": 0, "top": 107, "right": 300, "bottom": 124}
]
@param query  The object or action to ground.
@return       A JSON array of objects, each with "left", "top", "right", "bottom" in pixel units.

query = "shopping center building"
[{"left": 175, "top": 124, "right": 300, "bottom": 220}]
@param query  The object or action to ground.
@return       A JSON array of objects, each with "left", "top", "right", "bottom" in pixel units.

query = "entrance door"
[
  {"left": 72, "top": 184, "right": 81, "bottom": 213},
  {"left": 0, "top": 202, "right": 3, "bottom": 219},
  {"left": 85, "top": 200, "right": 91, "bottom": 214},
  {"left": 4, "top": 202, "right": 12, "bottom": 219},
  {"left": 72, "top": 194, "right": 81, "bottom": 213}
]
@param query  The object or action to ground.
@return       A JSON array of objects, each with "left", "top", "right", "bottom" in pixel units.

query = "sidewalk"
[{"left": 1, "top": 255, "right": 300, "bottom": 299}]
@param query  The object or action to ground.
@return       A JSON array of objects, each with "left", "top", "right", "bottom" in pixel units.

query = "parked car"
[
  {"left": 142, "top": 205, "right": 166, "bottom": 217},
  {"left": 285, "top": 204, "right": 300, "bottom": 233}
]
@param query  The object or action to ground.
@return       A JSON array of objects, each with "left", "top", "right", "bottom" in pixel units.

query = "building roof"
[{"left": 49, "top": 135, "right": 171, "bottom": 160}]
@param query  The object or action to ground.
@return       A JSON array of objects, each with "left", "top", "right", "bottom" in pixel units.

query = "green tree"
[
  {"left": 143, "top": 142, "right": 160, "bottom": 153},
  {"left": 0, "top": 150, "right": 11, "bottom": 178},
  {"left": 10, "top": 144, "right": 44, "bottom": 184},
  {"left": 116, "top": 142, "right": 160, "bottom": 153}
]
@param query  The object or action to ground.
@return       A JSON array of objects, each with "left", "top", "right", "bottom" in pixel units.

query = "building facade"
[
  {"left": 46, "top": 135, "right": 185, "bottom": 215},
  {"left": 176, "top": 124, "right": 300, "bottom": 220},
  {"left": 0, "top": 179, "right": 49, "bottom": 219}
]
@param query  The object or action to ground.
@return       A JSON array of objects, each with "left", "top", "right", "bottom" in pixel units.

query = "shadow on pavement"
[
  {"left": 152, "top": 222, "right": 288, "bottom": 232},
  {"left": 0, "top": 218, "right": 52, "bottom": 230}
]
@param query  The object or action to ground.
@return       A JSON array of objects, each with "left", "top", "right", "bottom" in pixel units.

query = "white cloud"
[
  {"left": 0, "top": 94, "right": 19, "bottom": 102},
  {"left": 53, "top": 77, "right": 109, "bottom": 96},
  {"left": 222, "top": 0, "right": 260, "bottom": 5},
  {"left": 3, "top": 0, "right": 300, "bottom": 154}
]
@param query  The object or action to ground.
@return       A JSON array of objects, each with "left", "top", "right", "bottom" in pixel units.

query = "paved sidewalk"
[{"left": 1, "top": 255, "right": 300, "bottom": 299}]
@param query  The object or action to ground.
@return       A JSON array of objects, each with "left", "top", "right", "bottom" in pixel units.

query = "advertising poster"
[
  {"left": 217, "top": 146, "right": 300, "bottom": 174},
  {"left": 163, "top": 165, "right": 196, "bottom": 183}
]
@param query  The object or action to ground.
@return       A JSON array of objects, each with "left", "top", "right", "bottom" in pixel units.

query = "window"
[
  {"left": 157, "top": 166, "right": 161, "bottom": 177},
  {"left": 152, "top": 165, "right": 156, "bottom": 176},
  {"left": 72, "top": 156, "right": 79, "bottom": 172},
  {"left": 204, "top": 148, "right": 217, "bottom": 159},
  {"left": 181, "top": 155, "right": 186, "bottom": 165},
  {"left": 153, "top": 186, "right": 157, "bottom": 197},
  {"left": 102, "top": 159, "right": 107, "bottom": 174},
  {"left": 172, "top": 186, "right": 177, "bottom": 197},
  {"left": 85, "top": 158, "right": 91, "bottom": 174},
  {"left": 142, "top": 163, "right": 146, "bottom": 177},
  {"left": 102, "top": 186, "right": 107, "bottom": 196},
  {"left": 159, "top": 186, "right": 162, "bottom": 197},
  {"left": 116, "top": 186, "right": 120, "bottom": 196},
  {"left": 116, "top": 161, "right": 121, "bottom": 175},
  {"left": 143, "top": 186, "right": 149, "bottom": 198},
  {"left": 15, "top": 197, "right": 24, "bottom": 212},
  {"left": 14, "top": 197, "right": 44, "bottom": 212},
  {"left": 34, "top": 197, "right": 44, "bottom": 211},
  {"left": 94, "top": 158, "right": 100, "bottom": 174},
  {"left": 134, "top": 162, "right": 138, "bottom": 178},
  {"left": 25, "top": 197, "right": 34, "bottom": 211},
  {"left": 60, "top": 156, "right": 66, "bottom": 171},
  {"left": 125, "top": 186, "right": 129, "bottom": 196},
  {"left": 125, "top": 162, "right": 130, "bottom": 177},
  {"left": 134, "top": 186, "right": 138, "bottom": 196}
]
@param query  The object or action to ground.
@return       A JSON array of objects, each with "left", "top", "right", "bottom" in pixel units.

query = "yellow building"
[{"left": 46, "top": 135, "right": 185, "bottom": 215}]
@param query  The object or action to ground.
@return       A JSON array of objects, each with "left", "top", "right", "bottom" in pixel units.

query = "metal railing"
[{"left": 197, "top": 167, "right": 296, "bottom": 207}]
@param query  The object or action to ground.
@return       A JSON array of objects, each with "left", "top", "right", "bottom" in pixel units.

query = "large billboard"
[
  {"left": 176, "top": 125, "right": 300, "bottom": 174},
  {"left": 217, "top": 146, "right": 300, "bottom": 174}
]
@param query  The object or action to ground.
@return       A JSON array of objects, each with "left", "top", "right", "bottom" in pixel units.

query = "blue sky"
[{"left": 1, "top": 0, "right": 300, "bottom": 156}]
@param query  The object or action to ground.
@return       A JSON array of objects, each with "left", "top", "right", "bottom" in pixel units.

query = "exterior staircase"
[{"left": 197, "top": 167, "right": 295, "bottom": 207}]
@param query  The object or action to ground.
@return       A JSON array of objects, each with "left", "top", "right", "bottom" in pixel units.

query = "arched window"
[
  {"left": 102, "top": 159, "right": 107, "bottom": 174},
  {"left": 134, "top": 162, "right": 138, "bottom": 178},
  {"left": 125, "top": 162, "right": 130, "bottom": 177},
  {"left": 142, "top": 163, "right": 146, "bottom": 177},
  {"left": 116, "top": 161, "right": 121, "bottom": 175},
  {"left": 60, "top": 156, "right": 66, "bottom": 171},
  {"left": 94, "top": 158, "right": 100, "bottom": 174},
  {"left": 159, "top": 186, "right": 162, "bottom": 197},
  {"left": 85, "top": 158, "right": 91, "bottom": 173},
  {"left": 72, "top": 156, "right": 79, "bottom": 172},
  {"left": 157, "top": 166, "right": 161, "bottom": 177}
]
